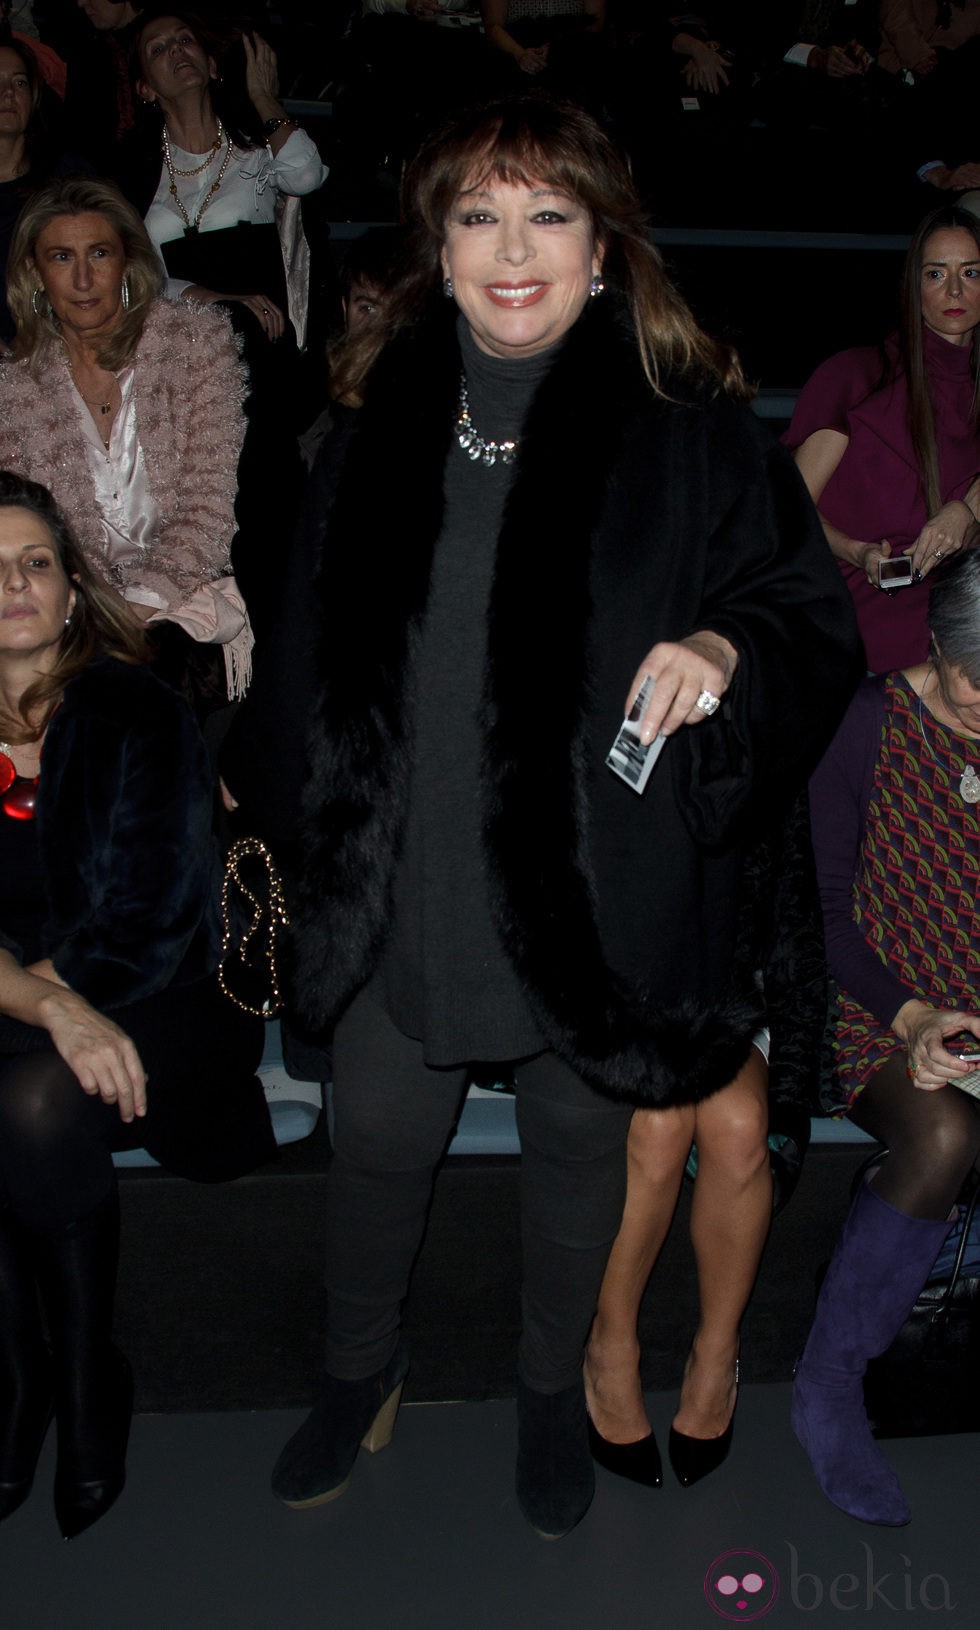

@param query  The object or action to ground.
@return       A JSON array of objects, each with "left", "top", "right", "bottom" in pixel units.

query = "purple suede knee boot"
[{"left": 791, "top": 1181, "right": 950, "bottom": 1525}]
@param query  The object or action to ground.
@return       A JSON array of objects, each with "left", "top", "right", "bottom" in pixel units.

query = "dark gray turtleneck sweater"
[{"left": 379, "top": 320, "right": 559, "bottom": 1064}]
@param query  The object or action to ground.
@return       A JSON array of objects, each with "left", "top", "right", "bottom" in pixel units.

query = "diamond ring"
[{"left": 695, "top": 689, "right": 720, "bottom": 716}]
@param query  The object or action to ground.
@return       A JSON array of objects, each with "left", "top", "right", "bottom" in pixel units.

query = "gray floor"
[{"left": 2, "top": 1386, "right": 978, "bottom": 1630}]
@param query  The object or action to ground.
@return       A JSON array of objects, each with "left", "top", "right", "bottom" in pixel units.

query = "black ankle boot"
[
  {"left": 271, "top": 1341, "right": 410, "bottom": 1508},
  {"left": 29, "top": 1194, "right": 132, "bottom": 1539},
  {"left": 0, "top": 1210, "right": 53, "bottom": 1522},
  {"left": 516, "top": 1378, "right": 594, "bottom": 1539}
]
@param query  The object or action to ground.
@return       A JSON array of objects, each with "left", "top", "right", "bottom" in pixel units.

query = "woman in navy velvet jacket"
[{"left": 0, "top": 472, "right": 273, "bottom": 1539}]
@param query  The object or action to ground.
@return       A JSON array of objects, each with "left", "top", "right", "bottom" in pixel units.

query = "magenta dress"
[{"left": 784, "top": 326, "right": 980, "bottom": 674}]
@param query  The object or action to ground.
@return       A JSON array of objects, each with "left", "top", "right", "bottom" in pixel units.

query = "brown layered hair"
[
  {"left": 330, "top": 94, "right": 748, "bottom": 407},
  {"left": 0, "top": 471, "right": 150, "bottom": 745},
  {"left": 900, "top": 205, "right": 980, "bottom": 517},
  {"left": 7, "top": 176, "right": 164, "bottom": 373}
]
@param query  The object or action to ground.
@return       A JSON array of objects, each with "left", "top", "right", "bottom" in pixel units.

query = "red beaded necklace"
[{"left": 0, "top": 743, "right": 39, "bottom": 821}]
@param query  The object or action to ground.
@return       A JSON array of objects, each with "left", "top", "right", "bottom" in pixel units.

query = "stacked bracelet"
[{"left": 263, "top": 116, "right": 298, "bottom": 135}]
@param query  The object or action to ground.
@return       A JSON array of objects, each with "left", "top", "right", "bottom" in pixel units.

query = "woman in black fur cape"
[{"left": 221, "top": 93, "right": 863, "bottom": 1538}]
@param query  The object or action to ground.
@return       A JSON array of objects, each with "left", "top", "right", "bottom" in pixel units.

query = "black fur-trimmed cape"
[{"left": 226, "top": 298, "right": 863, "bottom": 1106}]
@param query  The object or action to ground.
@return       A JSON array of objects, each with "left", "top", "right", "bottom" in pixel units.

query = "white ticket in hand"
[{"left": 606, "top": 676, "right": 666, "bottom": 795}]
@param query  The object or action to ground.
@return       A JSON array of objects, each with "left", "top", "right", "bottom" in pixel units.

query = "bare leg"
[
  {"left": 673, "top": 1048, "right": 771, "bottom": 1438},
  {"left": 584, "top": 1102, "right": 694, "bottom": 1443}
]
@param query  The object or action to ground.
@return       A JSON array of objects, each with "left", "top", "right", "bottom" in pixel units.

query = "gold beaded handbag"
[{"left": 219, "top": 837, "right": 290, "bottom": 1018}]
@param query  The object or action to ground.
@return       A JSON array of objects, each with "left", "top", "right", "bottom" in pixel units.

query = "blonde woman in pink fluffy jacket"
[{"left": 0, "top": 175, "right": 251, "bottom": 706}]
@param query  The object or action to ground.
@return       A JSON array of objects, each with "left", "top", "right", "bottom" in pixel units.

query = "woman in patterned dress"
[{"left": 797, "top": 547, "right": 980, "bottom": 1526}]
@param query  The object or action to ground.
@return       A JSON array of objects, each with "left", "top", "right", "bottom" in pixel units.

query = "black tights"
[
  {"left": 848, "top": 1055, "right": 980, "bottom": 1220},
  {"left": 323, "top": 989, "right": 633, "bottom": 1393},
  {"left": 0, "top": 1052, "right": 133, "bottom": 1229}
]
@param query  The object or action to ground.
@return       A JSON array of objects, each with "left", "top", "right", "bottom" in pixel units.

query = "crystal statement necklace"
[
  {"left": 162, "top": 119, "right": 235, "bottom": 235},
  {"left": 454, "top": 372, "right": 518, "bottom": 469},
  {"left": 916, "top": 680, "right": 980, "bottom": 803},
  {"left": 0, "top": 741, "right": 38, "bottom": 820}
]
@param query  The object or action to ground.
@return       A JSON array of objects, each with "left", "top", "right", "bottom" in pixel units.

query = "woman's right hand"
[
  {"left": 854, "top": 536, "right": 897, "bottom": 588},
  {"left": 518, "top": 44, "right": 549, "bottom": 73},
  {"left": 894, "top": 999, "right": 980, "bottom": 1090}
]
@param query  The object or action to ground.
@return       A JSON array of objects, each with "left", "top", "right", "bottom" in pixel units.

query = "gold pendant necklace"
[{"left": 68, "top": 363, "right": 116, "bottom": 451}]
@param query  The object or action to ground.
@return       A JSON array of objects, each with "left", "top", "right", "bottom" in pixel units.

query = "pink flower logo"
[{"left": 704, "top": 1549, "right": 780, "bottom": 1622}]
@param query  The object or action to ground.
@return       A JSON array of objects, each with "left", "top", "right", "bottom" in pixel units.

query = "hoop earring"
[
  {"left": 589, "top": 273, "right": 605, "bottom": 299},
  {"left": 121, "top": 276, "right": 131, "bottom": 313},
  {"left": 443, "top": 277, "right": 454, "bottom": 300},
  {"left": 31, "top": 286, "right": 47, "bottom": 319}
]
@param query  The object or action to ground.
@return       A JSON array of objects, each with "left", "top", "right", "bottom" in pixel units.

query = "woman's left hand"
[
  {"left": 626, "top": 630, "right": 738, "bottom": 745},
  {"left": 232, "top": 292, "right": 285, "bottom": 341},
  {"left": 183, "top": 285, "right": 285, "bottom": 340},
  {"left": 682, "top": 43, "right": 730, "bottom": 94},
  {"left": 894, "top": 998, "right": 980, "bottom": 1089},
  {"left": 908, "top": 499, "right": 979, "bottom": 582},
  {"left": 243, "top": 32, "right": 280, "bottom": 107}
]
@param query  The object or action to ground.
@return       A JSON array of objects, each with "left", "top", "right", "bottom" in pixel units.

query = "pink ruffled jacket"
[{"left": 0, "top": 298, "right": 247, "bottom": 611}]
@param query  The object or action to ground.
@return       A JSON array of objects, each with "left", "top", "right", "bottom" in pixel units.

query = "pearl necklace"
[
  {"left": 163, "top": 120, "right": 223, "bottom": 176},
  {"left": 162, "top": 120, "right": 234, "bottom": 235},
  {"left": 915, "top": 679, "right": 980, "bottom": 803},
  {"left": 454, "top": 373, "right": 518, "bottom": 469}
]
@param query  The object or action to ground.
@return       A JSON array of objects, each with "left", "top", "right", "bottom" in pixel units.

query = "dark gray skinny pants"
[{"left": 323, "top": 988, "right": 633, "bottom": 1393}]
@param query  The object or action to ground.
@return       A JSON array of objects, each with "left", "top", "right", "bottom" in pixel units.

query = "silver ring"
[
  {"left": 695, "top": 689, "right": 720, "bottom": 716},
  {"left": 934, "top": 548, "right": 943, "bottom": 558}
]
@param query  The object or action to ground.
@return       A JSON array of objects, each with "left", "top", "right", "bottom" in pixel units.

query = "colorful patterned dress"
[{"left": 834, "top": 673, "right": 980, "bottom": 1107}]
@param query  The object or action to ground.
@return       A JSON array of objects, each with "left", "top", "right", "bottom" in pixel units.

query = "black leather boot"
[
  {"left": 29, "top": 1193, "right": 132, "bottom": 1540},
  {"left": 0, "top": 1209, "right": 53, "bottom": 1522}
]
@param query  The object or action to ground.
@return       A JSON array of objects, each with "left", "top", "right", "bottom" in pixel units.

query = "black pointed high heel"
[
  {"left": 27, "top": 1196, "right": 133, "bottom": 1539},
  {"left": 668, "top": 1360, "right": 738, "bottom": 1488},
  {"left": 54, "top": 1347, "right": 133, "bottom": 1540},
  {"left": 587, "top": 1416, "right": 663, "bottom": 1487}
]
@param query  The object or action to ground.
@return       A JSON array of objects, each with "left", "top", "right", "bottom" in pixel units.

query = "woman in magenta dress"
[
  {"left": 796, "top": 547, "right": 980, "bottom": 1526},
  {"left": 785, "top": 206, "right": 980, "bottom": 674}
]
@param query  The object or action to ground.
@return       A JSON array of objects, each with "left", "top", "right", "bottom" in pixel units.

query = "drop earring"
[
  {"left": 443, "top": 276, "right": 454, "bottom": 300},
  {"left": 121, "top": 276, "right": 131, "bottom": 312},
  {"left": 589, "top": 272, "right": 605, "bottom": 299}
]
